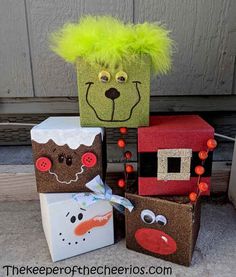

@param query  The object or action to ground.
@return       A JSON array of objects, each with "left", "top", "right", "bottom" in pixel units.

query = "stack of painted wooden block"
[{"left": 30, "top": 16, "right": 217, "bottom": 265}]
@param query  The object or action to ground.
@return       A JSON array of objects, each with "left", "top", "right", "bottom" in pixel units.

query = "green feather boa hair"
[{"left": 50, "top": 16, "right": 173, "bottom": 74}]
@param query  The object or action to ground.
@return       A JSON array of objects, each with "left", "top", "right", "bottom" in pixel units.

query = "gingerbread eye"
[
  {"left": 141, "top": 209, "right": 155, "bottom": 224},
  {"left": 156, "top": 215, "right": 167, "bottom": 226},
  {"left": 115, "top": 71, "right": 127, "bottom": 83},
  {"left": 98, "top": 71, "right": 111, "bottom": 83},
  {"left": 66, "top": 156, "right": 72, "bottom": 166},
  {"left": 58, "top": 154, "right": 64, "bottom": 163}
]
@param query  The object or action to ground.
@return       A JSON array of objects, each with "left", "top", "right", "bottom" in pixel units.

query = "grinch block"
[
  {"left": 31, "top": 117, "right": 105, "bottom": 193},
  {"left": 50, "top": 16, "right": 173, "bottom": 127},
  {"left": 76, "top": 57, "right": 150, "bottom": 127},
  {"left": 138, "top": 115, "right": 215, "bottom": 196},
  {"left": 40, "top": 193, "right": 114, "bottom": 262},
  {"left": 125, "top": 192, "right": 201, "bottom": 266}
]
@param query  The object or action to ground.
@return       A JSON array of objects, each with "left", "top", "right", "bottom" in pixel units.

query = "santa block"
[
  {"left": 31, "top": 117, "right": 105, "bottom": 193},
  {"left": 40, "top": 192, "right": 114, "bottom": 262},
  {"left": 138, "top": 115, "right": 215, "bottom": 196},
  {"left": 125, "top": 192, "right": 201, "bottom": 266}
]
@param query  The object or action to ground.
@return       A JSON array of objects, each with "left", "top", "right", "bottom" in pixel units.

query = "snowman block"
[
  {"left": 40, "top": 192, "right": 114, "bottom": 262},
  {"left": 125, "top": 192, "right": 201, "bottom": 266},
  {"left": 31, "top": 117, "right": 105, "bottom": 193},
  {"left": 138, "top": 115, "right": 215, "bottom": 196}
]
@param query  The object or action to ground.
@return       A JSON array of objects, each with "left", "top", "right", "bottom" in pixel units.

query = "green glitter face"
[{"left": 77, "top": 57, "right": 150, "bottom": 128}]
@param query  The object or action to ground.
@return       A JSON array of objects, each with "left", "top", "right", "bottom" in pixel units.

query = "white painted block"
[{"left": 40, "top": 193, "right": 114, "bottom": 262}]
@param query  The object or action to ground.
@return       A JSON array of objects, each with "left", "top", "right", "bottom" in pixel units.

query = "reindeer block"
[
  {"left": 31, "top": 117, "right": 105, "bottom": 193},
  {"left": 138, "top": 115, "right": 215, "bottom": 196},
  {"left": 125, "top": 192, "right": 201, "bottom": 266},
  {"left": 50, "top": 16, "right": 173, "bottom": 127}
]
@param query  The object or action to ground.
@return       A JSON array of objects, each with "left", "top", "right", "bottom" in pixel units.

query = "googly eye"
[
  {"left": 141, "top": 209, "right": 155, "bottom": 224},
  {"left": 98, "top": 71, "right": 111, "bottom": 83},
  {"left": 156, "top": 215, "right": 167, "bottom": 226},
  {"left": 115, "top": 71, "right": 128, "bottom": 83}
]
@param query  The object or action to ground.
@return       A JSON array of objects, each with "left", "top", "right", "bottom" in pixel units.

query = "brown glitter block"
[
  {"left": 31, "top": 117, "right": 106, "bottom": 193},
  {"left": 125, "top": 192, "right": 201, "bottom": 266}
]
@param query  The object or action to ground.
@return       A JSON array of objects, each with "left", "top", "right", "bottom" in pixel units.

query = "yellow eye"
[
  {"left": 98, "top": 71, "right": 111, "bottom": 83},
  {"left": 115, "top": 71, "right": 128, "bottom": 83}
]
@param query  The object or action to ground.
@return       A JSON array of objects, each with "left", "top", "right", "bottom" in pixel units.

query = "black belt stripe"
[{"left": 138, "top": 151, "right": 213, "bottom": 178}]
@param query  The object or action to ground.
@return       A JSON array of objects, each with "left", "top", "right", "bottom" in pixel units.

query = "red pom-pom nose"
[{"left": 36, "top": 157, "right": 52, "bottom": 172}]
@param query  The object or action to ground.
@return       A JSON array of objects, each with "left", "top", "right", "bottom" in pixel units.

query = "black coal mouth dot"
[{"left": 59, "top": 231, "right": 91, "bottom": 245}]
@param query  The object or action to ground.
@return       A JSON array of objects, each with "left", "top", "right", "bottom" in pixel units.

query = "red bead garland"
[
  {"left": 116, "top": 127, "right": 133, "bottom": 189},
  {"left": 198, "top": 182, "right": 208, "bottom": 192},
  {"left": 194, "top": 165, "right": 205, "bottom": 175},
  {"left": 119, "top": 127, "right": 128, "bottom": 135},
  {"left": 207, "top": 138, "right": 217, "bottom": 150},
  {"left": 117, "top": 179, "right": 126, "bottom": 188},
  {"left": 125, "top": 164, "right": 134, "bottom": 173},
  {"left": 124, "top": 151, "right": 132, "bottom": 159},
  {"left": 189, "top": 137, "right": 217, "bottom": 203},
  {"left": 189, "top": 192, "right": 197, "bottom": 202},
  {"left": 198, "top": 151, "right": 208, "bottom": 160},
  {"left": 117, "top": 138, "right": 126, "bottom": 148}
]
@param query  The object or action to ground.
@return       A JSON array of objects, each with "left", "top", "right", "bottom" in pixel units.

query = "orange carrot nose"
[{"left": 74, "top": 211, "right": 112, "bottom": 236}]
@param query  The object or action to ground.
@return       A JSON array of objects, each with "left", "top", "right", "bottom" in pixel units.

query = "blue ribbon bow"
[{"left": 73, "top": 175, "right": 134, "bottom": 213}]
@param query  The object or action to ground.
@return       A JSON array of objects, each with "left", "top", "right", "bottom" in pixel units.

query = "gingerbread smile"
[
  {"left": 74, "top": 211, "right": 112, "bottom": 236},
  {"left": 135, "top": 228, "right": 177, "bottom": 255}
]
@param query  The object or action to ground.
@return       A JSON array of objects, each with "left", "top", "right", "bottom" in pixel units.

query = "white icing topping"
[{"left": 31, "top": 117, "right": 104, "bottom": 149}]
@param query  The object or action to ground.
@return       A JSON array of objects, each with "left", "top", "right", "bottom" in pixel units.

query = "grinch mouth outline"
[
  {"left": 85, "top": 81, "right": 141, "bottom": 122},
  {"left": 49, "top": 165, "right": 85, "bottom": 184}
]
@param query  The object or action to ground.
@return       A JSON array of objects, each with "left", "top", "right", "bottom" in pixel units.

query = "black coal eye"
[
  {"left": 70, "top": 216, "right": 76, "bottom": 223},
  {"left": 141, "top": 209, "right": 155, "bottom": 224},
  {"left": 78, "top": 213, "right": 83, "bottom": 220},
  {"left": 58, "top": 154, "right": 64, "bottom": 163},
  {"left": 156, "top": 215, "right": 167, "bottom": 226},
  {"left": 66, "top": 156, "right": 72, "bottom": 166}
]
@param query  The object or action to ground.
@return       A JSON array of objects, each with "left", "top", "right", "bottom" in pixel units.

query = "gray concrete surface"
[{"left": 0, "top": 201, "right": 236, "bottom": 277}]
